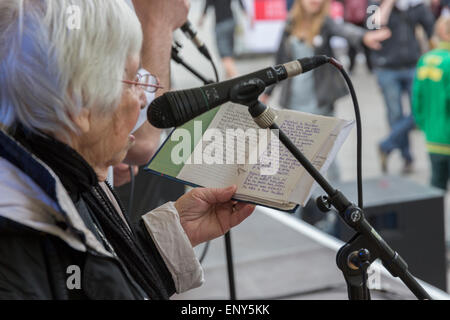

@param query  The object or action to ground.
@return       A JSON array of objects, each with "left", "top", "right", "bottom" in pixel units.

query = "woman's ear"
[{"left": 71, "top": 108, "right": 91, "bottom": 134}]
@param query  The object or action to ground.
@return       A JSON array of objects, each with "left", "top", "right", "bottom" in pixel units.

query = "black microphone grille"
[
  {"left": 147, "top": 94, "right": 176, "bottom": 129},
  {"left": 148, "top": 88, "right": 210, "bottom": 128}
]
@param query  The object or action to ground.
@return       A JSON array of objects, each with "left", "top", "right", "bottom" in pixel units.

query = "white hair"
[{"left": 0, "top": 0, "right": 143, "bottom": 137}]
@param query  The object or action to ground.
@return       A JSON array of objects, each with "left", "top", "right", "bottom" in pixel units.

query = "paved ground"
[{"left": 170, "top": 0, "right": 450, "bottom": 293}]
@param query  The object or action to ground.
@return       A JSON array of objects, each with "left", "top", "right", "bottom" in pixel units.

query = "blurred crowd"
[
  {"left": 262, "top": 0, "right": 450, "bottom": 192},
  {"left": 123, "top": 0, "right": 450, "bottom": 226},
  {"left": 0, "top": 0, "right": 449, "bottom": 300}
]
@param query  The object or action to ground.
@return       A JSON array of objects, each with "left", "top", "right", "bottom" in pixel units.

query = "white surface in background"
[
  {"left": 234, "top": 0, "right": 286, "bottom": 54},
  {"left": 260, "top": 206, "right": 450, "bottom": 300}
]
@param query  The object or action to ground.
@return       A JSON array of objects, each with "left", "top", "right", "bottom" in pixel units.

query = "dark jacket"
[
  {"left": 202, "top": 0, "right": 246, "bottom": 24},
  {"left": 0, "top": 129, "right": 203, "bottom": 299},
  {"left": 369, "top": 2, "right": 435, "bottom": 69},
  {"left": 266, "top": 17, "right": 365, "bottom": 108}
]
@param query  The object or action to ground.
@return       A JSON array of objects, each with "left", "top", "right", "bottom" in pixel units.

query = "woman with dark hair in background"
[
  {"left": 259, "top": 0, "right": 389, "bottom": 233},
  {"left": 262, "top": 0, "right": 388, "bottom": 118},
  {"left": 261, "top": 0, "right": 389, "bottom": 179}
]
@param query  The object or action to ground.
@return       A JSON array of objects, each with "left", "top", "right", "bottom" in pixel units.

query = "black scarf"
[{"left": 12, "top": 126, "right": 172, "bottom": 300}]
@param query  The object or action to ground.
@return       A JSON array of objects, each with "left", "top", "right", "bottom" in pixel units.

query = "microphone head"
[
  {"left": 148, "top": 88, "right": 215, "bottom": 129},
  {"left": 147, "top": 94, "right": 177, "bottom": 129}
]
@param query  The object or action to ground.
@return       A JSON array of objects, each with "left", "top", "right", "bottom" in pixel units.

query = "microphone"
[
  {"left": 148, "top": 56, "right": 330, "bottom": 128},
  {"left": 180, "top": 21, "right": 212, "bottom": 60}
]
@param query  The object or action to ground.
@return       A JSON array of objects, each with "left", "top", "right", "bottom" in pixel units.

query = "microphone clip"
[
  {"left": 229, "top": 78, "right": 266, "bottom": 106},
  {"left": 230, "top": 78, "right": 277, "bottom": 129}
]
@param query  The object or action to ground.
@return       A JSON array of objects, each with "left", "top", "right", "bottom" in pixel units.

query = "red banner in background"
[
  {"left": 254, "top": 0, "right": 287, "bottom": 21},
  {"left": 330, "top": 0, "right": 344, "bottom": 20}
]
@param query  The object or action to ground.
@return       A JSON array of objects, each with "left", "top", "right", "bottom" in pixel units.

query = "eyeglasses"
[{"left": 122, "top": 71, "right": 164, "bottom": 93}]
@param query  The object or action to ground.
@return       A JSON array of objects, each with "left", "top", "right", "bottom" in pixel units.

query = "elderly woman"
[{"left": 0, "top": 0, "right": 255, "bottom": 300}]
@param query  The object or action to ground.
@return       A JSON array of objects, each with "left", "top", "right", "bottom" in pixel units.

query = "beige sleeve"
[{"left": 141, "top": 202, "right": 204, "bottom": 293}]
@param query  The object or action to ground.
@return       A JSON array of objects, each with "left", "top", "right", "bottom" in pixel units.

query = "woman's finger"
[
  {"left": 229, "top": 204, "right": 255, "bottom": 228},
  {"left": 195, "top": 185, "right": 237, "bottom": 204}
]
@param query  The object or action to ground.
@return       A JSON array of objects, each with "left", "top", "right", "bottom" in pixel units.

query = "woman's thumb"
[{"left": 213, "top": 185, "right": 237, "bottom": 203}]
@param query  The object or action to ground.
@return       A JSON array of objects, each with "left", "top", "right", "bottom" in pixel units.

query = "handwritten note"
[
  {"left": 178, "top": 103, "right": 259, "bottom": 189},
  {"left": 175, "top": 103, "right": 353, "bottom": 209},
  {"left": 238, "top": 110, "right": 339, "bottom": 202}
]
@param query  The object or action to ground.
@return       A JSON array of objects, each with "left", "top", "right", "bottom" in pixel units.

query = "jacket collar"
[
  {"left": 12, "top": 125, "right": 98, "bottom": 201},
  {"left": 0, "top": 128, "right": 112, "bottom": 257}
]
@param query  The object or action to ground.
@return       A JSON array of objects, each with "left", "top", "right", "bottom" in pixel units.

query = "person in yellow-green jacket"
[{"left": 413, "top": 15, "right": 450, "bottom": 190}]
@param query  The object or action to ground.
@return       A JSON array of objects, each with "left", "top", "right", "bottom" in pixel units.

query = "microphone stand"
[
  {"left": 171, "top": 43, "right": 237, "bottom": 300},
  {"left": 228, "top": 78, "right": 431, "bottom": 300},
  {"left": 171, "top": 44, "right": 215, "bottom": 85}
]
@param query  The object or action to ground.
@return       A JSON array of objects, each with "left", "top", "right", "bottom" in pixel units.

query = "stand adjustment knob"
[
  {"left": 348, "top": 249, "right": 371, "bottom": 270},
  {"left": 316, "top": 195, "right": 332, "bottom": 213}
]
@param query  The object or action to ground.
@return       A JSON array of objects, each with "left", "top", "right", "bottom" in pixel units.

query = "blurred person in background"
[
  {"left": 261, "top": 0, "right": 390, "bottom": 181},
  {"left": 259, "top": 0, "right": 390, "bottom": 234},
  {"left": 341, "top": 0, "right": 373, "bottom": 73},
  {"left": 198, "top": 0, "right": 251, "bottom": 79},
  {"left": 287, "top": 0, "right": 296, "bottom": 10},
  {"left": 412, "top": 15, "right": 450, "bottom": 191},
  {"left": 371, "top": 0, "right": 435, "bottom": 174},
  {"left": 262, "top": 0, "right": 389, "bottom": 118},
  {"left": 431, "top": 0, "right": 450, "bottom": 18}
]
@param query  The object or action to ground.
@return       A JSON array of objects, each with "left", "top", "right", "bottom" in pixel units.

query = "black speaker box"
[{"left": 329, "top": 176, "right": 447, "bottom": 291}]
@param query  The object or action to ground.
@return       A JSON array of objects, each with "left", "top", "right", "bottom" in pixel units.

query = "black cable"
[
  {"left": 125, "top": 163, "right": 211, "bottom": 263},
  {"left": 197, "top": 55, "right": 220, "bottom": 265},
  {"left": 255, "top": 57, "right": 366, "bottom": 301},
  {"left": 328, "top": 58, "right": 363, "bottom": 209},
  {"left": 211, "top": 58, "right": 220, "bottom": 83},
  {"left": 329, "top": 63, "right": 429, "bottom": 300},
  {"left": 198, "top": 240, "right": 210, "bottom": 264},
  {"left": 128, "top": 165, "right": 135, "bottom": 217}
]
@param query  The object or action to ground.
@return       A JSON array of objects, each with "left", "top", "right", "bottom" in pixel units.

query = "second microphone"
[{"left": 148, "top": 56, "right": 330, "bottom": 129}]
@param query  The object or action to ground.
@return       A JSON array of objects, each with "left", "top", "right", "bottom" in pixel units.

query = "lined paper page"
[
  {"left": 237, "top": 110, "right": 339, "bottom": 202},
  {"left": 177, "top": 103, "right": 259, "bottom": 189}
]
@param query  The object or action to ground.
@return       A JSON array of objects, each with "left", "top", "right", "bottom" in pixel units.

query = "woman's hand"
[
  {"left": 363, "top": 28, "right": 392, "bottom": 50},
  {"left": 175, "top": 186, "right": 256, "bottom": 247}
]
